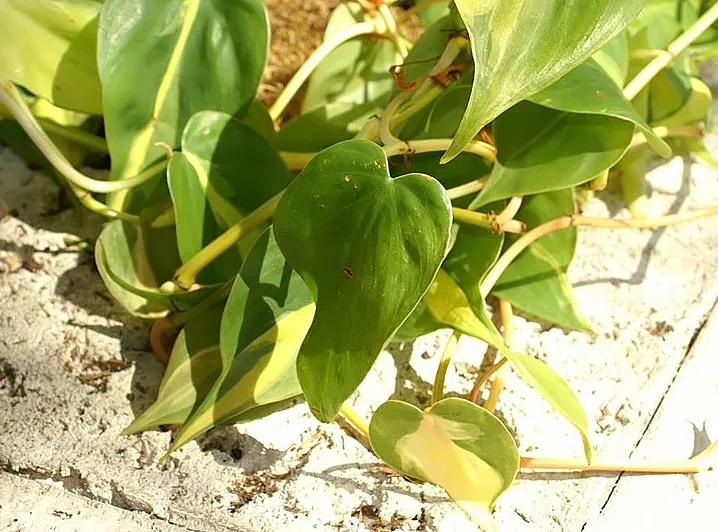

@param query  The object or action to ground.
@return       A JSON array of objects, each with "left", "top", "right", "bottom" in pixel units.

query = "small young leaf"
[
  {"left": 167, "top": 229, "right": 314, "bottom": 452},
  {"left": 493, "top": 190, "right": 591, "bottom": 332},
  {"left": 123, "top": 308, "right": 223, "bottom": 434},
  {"left": 274, "top": 140, "right": 452, "bottom": 421},
  {"left": 476, "top": 102, "right": 634, "bottom": 206},
  {"left": 370, "top": 397, "right": 519, "bottom": 530},
  {"left": 445, "top": 0, "right": 645, "bottom": 161}
]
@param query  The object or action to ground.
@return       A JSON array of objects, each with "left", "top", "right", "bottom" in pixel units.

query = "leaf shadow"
[
  {"left": 573, "top": 154, "right": 692, "bottom": 289},
  {"left": 385, "top": 339, "right": 433, "bottom": 410}
]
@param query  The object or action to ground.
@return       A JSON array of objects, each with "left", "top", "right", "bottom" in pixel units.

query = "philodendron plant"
[{"left": 2, "top": 0, "right": 718, "bottom": 528}]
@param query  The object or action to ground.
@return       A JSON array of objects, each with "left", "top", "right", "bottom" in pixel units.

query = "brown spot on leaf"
[{"left": 343, "top": 266, "right": 354, "bottom": 279}]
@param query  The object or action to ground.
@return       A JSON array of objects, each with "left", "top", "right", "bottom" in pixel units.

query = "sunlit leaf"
[
  {"left": 98, "top": 0, "right": 268, "bottom": 210},
  {"left": 370, "top": 397, "right": 519, "bottom": 530},
  {"left": 445, "top": 0, "right": 644, "bottom": 161},
  {"left": 274, "top": 139, "right": 452, "bottom": 421},
  {"left": 592, "top": 31, "right": 630, "bottom": 87},
  {"left": 0, "top": 0, "right": 103, "bottom": 114},
  {"left": 123, "top": 307, "right": 223, "bottom": 434},
  {"left": 168, "top": 229, "right": 313, "bottom": 452}
]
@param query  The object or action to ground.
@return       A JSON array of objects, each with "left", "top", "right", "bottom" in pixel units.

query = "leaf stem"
[
  {"left": 339, "top": 402, "right": 370, "bottom": 440},
  {"left": 468, "top": 357, "right": 507, "bottom": 403},
  {"left": 378, "top": 4, "right": 409, "bottom": 59},
  {"left": 629, "top": 124, "right": 704, "bottom": 150},
  {"left": 520, "top": 452, "right": 714, "bottom": 473},
  {"left": 71, "top": 185, "right": 140, "bottom": 223},
  {"left": 432, "top": 331, "right": 460, "bottom": 404},
  {"left": 269, "top": 22, "right": 377, "bottom": 121},
  {"left": 38, "top": 120, "right": 108, "bottom": 153},
  {"left": 623, "top": 2, "right": 718, "bottom": 99},
  {"left": 446, "top": 178, "right": 487, "bottom": 200},
  {"left": 0, "top": 77, "right": 167, "bottom": 194},
  {"left": 484, "top": 299, "right": 512, "bottom": 412},
  {"left": 170, "top": 192, "right": 284, "bottom": 290},
  {"left": 383, "top": 138, "right": 496, "bottom": 162},
  {"left": 480, "top": 207, "right": 718, "bottom": 297},
  {"left": 452, "top": 207, "right": 525, "bottom": 234}
]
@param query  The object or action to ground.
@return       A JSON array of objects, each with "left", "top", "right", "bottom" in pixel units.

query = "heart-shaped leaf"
[
  {"left": 167, "top": 229, "right": 314, "bottom": 452},
  {"left": 370, "top": 397, "right": 519, "bottom": 530},
  {"left": 0, "top": 0, "right": 103, "bottom": 115},
  {"left": 95, "top": 220, "right": 220, "bottom": 318},
  {"left": 123, "top": 307, "right": 223, "bottom": 434},
  {"left": 475, "top": 102, "right": 634, "bottom": 206},
  {"left": 444, "top": 0, "right": 644, "bottom": 162},
  {"left": 168, "top": 110, "right": 290, "bottom": 283},
  {"left": 274, "top": 139, "right": 452, "bottom": 421},
  {"left": 530, "top": 58, "right": 671, "bottom": 157},
  {"left": 493, "top": 190, "right": 590, "bottom": 332},
  {"left": 98, "top": 0, "right": 268, "bottom": 209},
  {"left": 653, "top": 77, "right": 713, "bottom": 128}
]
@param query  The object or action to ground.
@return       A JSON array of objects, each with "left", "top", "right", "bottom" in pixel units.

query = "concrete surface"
[{"left": 1, "top": 138, "right": 718, "bottom": 529}]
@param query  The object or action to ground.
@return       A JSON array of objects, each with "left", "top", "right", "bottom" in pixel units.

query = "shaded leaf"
[
  {"left": 123, "top": 307, "right": 223, "bottom": 434},
  {"left": 274, "top": 139, "right": 452, "bottom": 421},
  {"left": 0, "top": 0, "right": 103, "bottom": 114},
  {"left": 445, "top": 0, "right": 644, "bottom": 161},
  {"left": 98, "top": 0, "right": 268, "bottom": 209},
  {"left": 592, "top": 31, "right": 630, "bottom": 87},
  {"left": 168, "top": 229, "right": 313, "bottom": 452},
  {"left": 493, "top": 190, "right": 590, "bottom": 331},
  {"left": 476, "top": 102, "right": 634, "bottom": 206},
  {"left": 370, "top": 397, "right": 519, "bottom": 529},
  {"left": 95, "top": 220, "right": 220, "bottom": 318}
]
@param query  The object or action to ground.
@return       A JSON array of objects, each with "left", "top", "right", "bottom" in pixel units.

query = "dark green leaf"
[
  {"left": 476, "top": 102, "right": 634, "bottom": 206},
  {"left": 274, "top": 139, "right": 452, "bottom": 421},
  {"left": 530, "top": 58, "right": 671, "bottom": 156}
]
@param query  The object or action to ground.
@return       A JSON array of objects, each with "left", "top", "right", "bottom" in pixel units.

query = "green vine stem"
[
  {"left": 468, "top": 357, "right": 507, "bottom": 403},
  {"left": 452, "top": 207, "right": 525, "bottom": 234},
  {"left": 446, "top": 178, "right": 487, "bottom": 200},
  {"left": 623, "top": 2, "right": 718, "bottom": 99},
  {"left": 432, "top": 330, "right": 460, "bottom": 404},
  {"left": 168, "top": 191, "right": 284, "bottom": 291},
  {"left": 0, "top": 76, "right": 167, "bottom": 194},
  {"left": 383, "top": 138, "right": 496, "bottom": 161},
  {"left": 269, "top": 21, "right": 378, "bottom": 121},
  {"left": 377, "top": 3, "right": 409, "bottom": 59},
  {"left": 480, "top": 206, "right": 718, "bottom": 297},
  {"left": 521, "top": 439, "right": 718, "bottom": 473},
  {"left": 339, "top": 402, "right": 371, "bottom": 440},
  {"left": 72, "top": 185, "right": 140, "bottom": 223}
]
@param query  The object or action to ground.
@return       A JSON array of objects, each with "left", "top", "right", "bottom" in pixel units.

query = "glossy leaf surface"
[
  {"left": 98, "top": 0, "right": 268, "bottom": 208},
  {"left": 445, "top": 0, "right": 644, "bottom": 161},
  {"left": 168, "top": 111, "right": 290, "bottom": 283},
  {"left": 0, "top": 0, "right": 103, "bottom": 114},
  {"left": 169, "top": 229, "right": 313, "bottom": 451},
  {"left": 493, "top": 190, "right": 590, "bottom": 331},
  {"left": 530, "top": 58, "right": 671, "bottom": 157},
  {"left": 274, "top": 140, "right": 452, "bottom": 421},
  {"left": 123, "top": 308, "right": 223, "bottom": 434},
  {"left": 370, "top": 398, "right": 519, "bottom": 529},
  {"left": 476, "top": 102, "right": 634, "bottom": 206}
]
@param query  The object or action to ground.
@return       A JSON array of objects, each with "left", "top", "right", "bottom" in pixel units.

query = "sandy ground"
[{"left": 2, "top": 2, "right": 718, "bottom": 531}]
